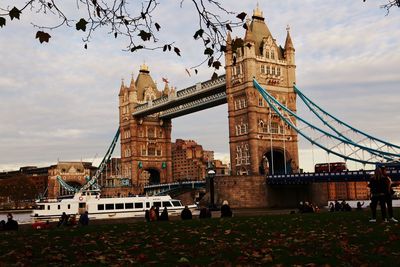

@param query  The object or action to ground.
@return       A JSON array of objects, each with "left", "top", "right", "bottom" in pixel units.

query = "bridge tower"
[
  {"left": 225, "top": 6, "right": 299, "bottom": 176},
  {"left": 119, "top": 64, "right": 172, "bottom": 191}
]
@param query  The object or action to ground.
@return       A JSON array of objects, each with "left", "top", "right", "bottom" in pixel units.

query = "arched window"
[
  {"left": 271, "top": 122, "right": 279, "bottom": 134},
  {"left": 148, "top": 128, "right": 155, "bottom": 138},
  {"left": 271, "top": 50, "right": 275, "bottom": 60}
]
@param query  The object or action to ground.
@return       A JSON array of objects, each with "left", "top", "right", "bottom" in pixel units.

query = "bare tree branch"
[{"left": 0, "top": 0, "right": 244, "bottom": 73}]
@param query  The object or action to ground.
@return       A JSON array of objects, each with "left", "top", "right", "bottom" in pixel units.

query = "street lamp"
[{"left": 207, "top": 169, "right": 216, "bottom": 210}]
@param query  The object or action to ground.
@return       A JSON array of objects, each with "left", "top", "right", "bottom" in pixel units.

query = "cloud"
[{"left": 0, "top": 1, "right": 399, "bottom": 173}]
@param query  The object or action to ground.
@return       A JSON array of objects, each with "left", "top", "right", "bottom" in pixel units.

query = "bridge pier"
[{"left": 214, "top": 176, "right": 328, "bottom": 209}]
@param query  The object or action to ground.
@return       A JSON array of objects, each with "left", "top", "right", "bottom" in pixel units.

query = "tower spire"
[
  {"left": 284, "top": 24, "right": 294, "bottom": 51},
  {"left": 252, "top": 3, "right": 264, "bottom": 20}
]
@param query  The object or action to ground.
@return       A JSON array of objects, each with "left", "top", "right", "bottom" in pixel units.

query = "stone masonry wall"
[{"left": 214, "top": 175, "right": 268, "bottom": 208}]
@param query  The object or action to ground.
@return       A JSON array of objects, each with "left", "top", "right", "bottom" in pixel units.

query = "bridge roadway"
[
  {"left": 143, "top": 169, "right": 400, "bottom": 195},
  {"left": 132, "top": 75, "right": 226, "bottom": 119}
]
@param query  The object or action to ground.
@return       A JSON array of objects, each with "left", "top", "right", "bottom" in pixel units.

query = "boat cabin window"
[
  {"left": 58, "top": 205, "right": 60, "bottom": 210},
  {"left": 68, "top": 204, "right": 70, "bottom": 209},
  {"left": 79, "top": 203, "right": 85, "bottom": 209},
  {"left": 36, "top": 205, "right": 45, "bottom": 210},
  {"left": 162, "top": 201, "right": 172, "bottom": 207},
  {"left": 146, "top": 202, "right": 150, "bottom": 208},
  {"left": 98, "top": 204, "right": 105, "bottom": 210},
  {"left": 172, "top": 201, "right": 182, "bottom": 207},
  {"left": 47, "top": 205, "right": 50, "bottom": 210},
  {"left": 116, "top": 203, "right": 124, "bottom": 210},
  {"left": 106, "top": 204, "right": 114, "bottom": 210},
  {"left": 153, "top": 201, "right": 161, "bottom": 207},
  {"left": 125, "top": 203, "right": 134, "bottom": 209},
  {"left": 135, "top": 203, "right": 143, "bottom": 209}
]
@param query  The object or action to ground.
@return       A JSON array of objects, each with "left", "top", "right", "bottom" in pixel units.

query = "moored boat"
[{"left": 31, "top": 190, "right": 198, "bottom": 222}]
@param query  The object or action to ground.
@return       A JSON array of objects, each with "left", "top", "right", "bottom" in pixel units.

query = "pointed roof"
[
  {"left": 118, "top": 78, "right": 126, "bottom": 96},
  {"left": 162, "top": 80, "right": 170, "bottom": 95},
  {"left": 129, "top": 73, "right": 136, "bottom": 91},
  {"left": 284, "top": 25, "right": 295, "bottom": 51},
  {"left": 135, "top": 64, "right": 157, "bottom": 101},
  {"left": 244, "top": 22, "right": 255, "bottom": 43},
  {"left": 227, "top": 31, "right": 232, "bottom": 42},
  {"left": 246, "top": 6, "right": 273, "bottom": 56},
  {"left": 252, "top": 3, "right": 264, "bottom": 20}
]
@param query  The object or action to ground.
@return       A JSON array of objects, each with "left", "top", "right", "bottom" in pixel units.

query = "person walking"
[
  {"left": 381, "top": 166, "right": 398, "bottom": 222},
  {"left": 368, "top": 167, "right": 387, "bottom": 223}
]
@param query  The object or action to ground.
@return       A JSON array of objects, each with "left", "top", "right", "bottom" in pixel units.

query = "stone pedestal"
[{"left": 214, "top": 175, "right": 329, "bottom": 208}]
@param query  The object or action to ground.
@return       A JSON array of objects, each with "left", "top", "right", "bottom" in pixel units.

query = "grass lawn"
[{"left": 1, "top": 210, "right": 400, "bottom": 266}]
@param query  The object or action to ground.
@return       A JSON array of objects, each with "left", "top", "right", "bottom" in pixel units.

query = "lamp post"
[{"left": 207, "top": 169, "right": 216, "bottom": 210}]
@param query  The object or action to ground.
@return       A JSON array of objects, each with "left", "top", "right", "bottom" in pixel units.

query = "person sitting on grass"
[
  {"left": 356, "top": 201, "right": 364, "bottom": 210},
  {"left": 199, "top": 207, "right": 212, "bottom": 219},
  {"left": 221, "top": 200, "right": 233, "bottom": 218},
  {"left": 5, "top": 213, "right": 18, "bottom": 231},
  {"left": 181, "top": 206, "right": 192, "bottom": 220}
]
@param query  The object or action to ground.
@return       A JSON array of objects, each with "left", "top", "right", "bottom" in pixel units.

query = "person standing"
[
  {"left": 79, "top": 211, "right": 89, "bottom": 226},
  {"left": 159, "top": 207, "right": 169, "bottom": 221},
  {"left": 381, "top": 166, "right": 398, "bottom": 222},
  {"left": 368, "top": 167, "right": 387, "bottom": 222},
  {"left": 149, "top": 206, "right": 157, "bottom": 222}
]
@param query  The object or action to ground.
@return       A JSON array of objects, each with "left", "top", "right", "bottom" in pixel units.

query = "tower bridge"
[{"left": 57, "top": 6, "right": 400, "bottom": 208}]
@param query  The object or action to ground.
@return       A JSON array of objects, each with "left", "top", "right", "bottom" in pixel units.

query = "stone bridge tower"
[
  {"left": 225, "top": 6, "right": 299, "bottom": 176},
  {"left": 119, "top": 64, "right": 172, "bottom": 192}
]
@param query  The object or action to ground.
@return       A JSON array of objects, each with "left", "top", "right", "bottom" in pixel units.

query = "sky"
[{"left": 0, "top": 1, "right": 399, "bottom": 172}]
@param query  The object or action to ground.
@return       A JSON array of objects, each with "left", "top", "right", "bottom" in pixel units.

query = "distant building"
[
  {"left": 172, "top": 139, "right": 213, "bottom": 181},
  {"left": 214, "top": 159, "right": 230, "bottom": 176},
  {"left": 0, "top": 166, "right": 49, "bottom": 208},
  {"left": 327, "top": 181, "right": 369, "bottom": 201},
  {"left": 47, "top": 162, "right": 97, "bottom": 198}
]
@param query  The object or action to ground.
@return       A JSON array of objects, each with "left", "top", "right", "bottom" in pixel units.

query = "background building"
[{"left": 172, "top": 139, "right": 213, "bottom": 181}]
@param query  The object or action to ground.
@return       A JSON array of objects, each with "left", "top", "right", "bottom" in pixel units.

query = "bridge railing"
[
  {"left": 265, "top": 170, "right": 386, "bottom": 184},
  {"left": 133, "top": 75, "right": 226, "bottom": 115}
]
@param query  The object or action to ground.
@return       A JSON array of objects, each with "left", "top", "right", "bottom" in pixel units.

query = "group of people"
[
  {"left": 145, "top": 200, "right": 233, "bottom": 222},
  {"left": 57, "top": 211, "right": 89, "bottom": 227},
  {"left": 145, "top": 206, "right": 170, "bottom": 222},
  {"left": 369, "top": 165, "right": 398, "bottom": 223},
  {"left": 328, "top": 200, "right": 353, "bottom": 212},
  {"left": 0, "top": 213, "right": 18, "bottom": 231},
  {"left": 298, "top": 201, "right": 319, "bottom": 213}
]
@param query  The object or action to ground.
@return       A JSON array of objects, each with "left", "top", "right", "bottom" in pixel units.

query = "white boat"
[{"left": 31, "top": 190, "right": 198, "bottom": 222}]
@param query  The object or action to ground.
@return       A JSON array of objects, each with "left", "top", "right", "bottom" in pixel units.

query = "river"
[{"left": 0, "top": 210, "right": 33, "bottom": 224}]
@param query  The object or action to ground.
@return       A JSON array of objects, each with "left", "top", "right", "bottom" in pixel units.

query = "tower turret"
[{"left": 284, "top": 25, "right": 295, "bottom": 65}]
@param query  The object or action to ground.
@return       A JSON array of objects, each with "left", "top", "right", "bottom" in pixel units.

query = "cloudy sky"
[{"left": 0, "top": 1, "right": 399, "bottom": 172}]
